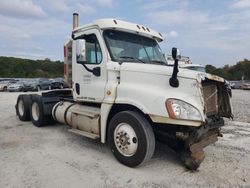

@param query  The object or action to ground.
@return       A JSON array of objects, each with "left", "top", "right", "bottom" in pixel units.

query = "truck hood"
[
  {"left": 119, "top": 62, "right": 222, "bottom": 82},
  {"left": 114, "top": 62, "right": 232, "bottom": 122}
]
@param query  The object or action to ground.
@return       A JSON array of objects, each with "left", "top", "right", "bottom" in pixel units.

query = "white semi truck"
[{"left": 15, "top": 13, "right": 233, "bottom": 170}]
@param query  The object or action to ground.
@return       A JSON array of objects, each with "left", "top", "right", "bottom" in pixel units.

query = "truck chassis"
[{"left": 15, "top": 89, "right": 224, "bottom": 170}]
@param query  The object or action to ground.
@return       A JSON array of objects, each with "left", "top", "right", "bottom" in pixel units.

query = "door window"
[{"left": 84, "top": 34, "right": 102, "bottom": 64}]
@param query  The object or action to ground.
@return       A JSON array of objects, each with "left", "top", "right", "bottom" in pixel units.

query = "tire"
[
  {"left": 30, "top": 95, "right": 52, "bottom": 127},
  {"left": 108, "top": 111, "right": 155, "bottom": 167},
  {"left": 16, "top": 95, "right": 31, "bottom": 121}
]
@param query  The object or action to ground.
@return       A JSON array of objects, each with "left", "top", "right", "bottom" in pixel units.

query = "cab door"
[{"left": 72, "top": 29, "right": 107, "bottom": 103}]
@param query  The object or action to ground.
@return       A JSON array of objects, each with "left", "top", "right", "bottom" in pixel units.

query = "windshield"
[{"left": 103, "top": 30, "right": 166, "bottom": 64}]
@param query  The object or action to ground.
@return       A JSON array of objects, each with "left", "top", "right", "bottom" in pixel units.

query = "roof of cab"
[{"left": 73, "top": 18, "right": 164, "bottom": 42}]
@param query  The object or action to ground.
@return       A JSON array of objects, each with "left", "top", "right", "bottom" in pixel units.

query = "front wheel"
[{"left": 108, "top": 111, "right": 155, "bottom": 167}]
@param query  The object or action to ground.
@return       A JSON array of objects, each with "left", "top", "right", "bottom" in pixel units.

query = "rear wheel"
[
  {"left": 16, "top": 95, "right": 31, "bottom": 121},
  {"left": 30, "top": 95, "right": 52, "bottom": 127},
  {"left": 108, "top": 111, "right": 155, "bottom": 167}
]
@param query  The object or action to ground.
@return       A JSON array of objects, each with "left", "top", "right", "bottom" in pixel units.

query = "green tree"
[{"left": 0, "top": 56, "right": 63, "bottom": 78}]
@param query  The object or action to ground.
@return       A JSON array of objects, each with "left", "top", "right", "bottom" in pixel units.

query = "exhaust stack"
[{"left": 73, "top": 13, "right": 79, "bottom": 29}]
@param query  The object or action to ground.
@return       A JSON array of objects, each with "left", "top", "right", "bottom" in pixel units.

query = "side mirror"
[
  {"left": 172, "top": 47, "right": 181, "bottom": 60},
  {"left": 76, "top": 39, "right": 86, "bottom": 62},
  {"left": 75, "top": 39, "right": 101, "bottom": 77}
]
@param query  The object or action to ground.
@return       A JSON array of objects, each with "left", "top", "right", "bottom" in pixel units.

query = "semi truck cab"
[{"left": 16, "top": 13, "right": 233, "bottom": 170}]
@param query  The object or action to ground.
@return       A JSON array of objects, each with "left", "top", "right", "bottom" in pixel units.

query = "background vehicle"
[
  {"left": 229, "top": 80, "right": 249, "bottom": 89},
  {"left": 166, "top": 55, "right": 205, "bottom": 72},
  {"left": 166, "top": 55, "right": 191, "bottom": 65},
  {"left": 229, "top": 81, "right": 236, "bottom": 89},
  {"left": 15, "top": 13, "right": 232, "bottom": 170},
  {"left": 23, "top": 78, "right": 51, "bottom": 91},
  {"left": 0, "top": 79, "right": 17, "bottom": 91},
  {"left": 50, "top": 78, "right": 68, "bottom": 89},
  {"left": 179, "top": 64, "right": 206, "bottom": 72},
  {"left": 7, "top": 81, "right": 25, "bottom": 92},
  {"left": 241, "top": 82, "right": 250, "bottom": 90}
]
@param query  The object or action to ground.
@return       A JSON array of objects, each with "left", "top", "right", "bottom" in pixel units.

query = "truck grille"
[{"left": 202, "top": 84, "right": 218, "bottom": 116}]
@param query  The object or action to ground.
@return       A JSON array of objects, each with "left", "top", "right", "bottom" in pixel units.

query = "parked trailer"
[{"left": 15, "top": 13, "right": 233, "bottom": 170}]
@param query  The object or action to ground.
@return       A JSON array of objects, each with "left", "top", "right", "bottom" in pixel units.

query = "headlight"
[{"left": 166, "top": 99, "right": 202, "bottom": 121}]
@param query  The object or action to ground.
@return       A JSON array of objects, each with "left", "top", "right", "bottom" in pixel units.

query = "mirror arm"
[
  {"left": 169, "top": 59, "right": 179, "bottom": 87},
  {"left": 79, "top": 61, "right": 93, "bottom": 73},
  {"left": 169, "top": 47, "right": 180, "bottom": 88},
  {"left": 77, "top": 61, "right": 100, "bottom": 77}
]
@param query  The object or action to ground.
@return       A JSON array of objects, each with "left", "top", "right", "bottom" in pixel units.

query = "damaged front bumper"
[
  {"left": 177, "top": 116, "right": 225, "bottom": 170},
  {"left": 154, "top": 116, "right": 225, "bottom": 170}
]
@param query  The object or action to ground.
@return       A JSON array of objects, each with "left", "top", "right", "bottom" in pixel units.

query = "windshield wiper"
[{"left": 119, "top": 56, "right": 146, "bottom": 64}]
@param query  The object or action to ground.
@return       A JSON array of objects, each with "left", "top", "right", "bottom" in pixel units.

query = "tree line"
[
  {"left": 0, "top": 56, "right": 249, "bottom": 80},
  {"left": 205, "top": 59, "right": 250, "bottom": 80},
  {"left": 0, "top": 56, "right": 63, "bottom": 78}
]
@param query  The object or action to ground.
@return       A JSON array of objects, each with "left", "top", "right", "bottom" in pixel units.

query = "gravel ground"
[{"left": 0, "top": 90, "right": 250, "bottom": 188}]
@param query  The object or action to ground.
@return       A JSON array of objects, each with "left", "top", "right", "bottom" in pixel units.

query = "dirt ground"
[{"left": 0, "top": 90, "right": 250, "bottom": 188}]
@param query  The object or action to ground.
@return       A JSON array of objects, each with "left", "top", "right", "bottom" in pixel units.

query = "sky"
[{"left": 0, "top": 0, "right": 249, "bottom": 67}]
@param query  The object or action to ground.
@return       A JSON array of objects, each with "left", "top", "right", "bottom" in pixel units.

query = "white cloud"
[
  {"left": 167, "top": 30, "right": 178, "bottom": 38},
  {"left": 147, "top": 9, "right": 208, "bottom": 26},
  {"left": 0, "top": 13, "right": 72, "bottom": 60},
  {"left": 96, "top": 0, "right": 113, "bottom": 6},
  {"left": 231, "top": 0, "right": 250, "bottom": 9},
  {"left": 142, "top": 0, "right": 188, "bottom": 11},
  {"left": 77, "top": 3, "right": 96, "bottom": 15},
  {"left": 0, "top": 0, "right": 46, "bottom": 19},
  {"left": 45, "top": 0, "right": 70, "bottom": 13},
  {"left": 208, "top": 25, "right": 230, "bottom": 31},
  {"left": 14, "top": 33, "right": 31, "bottom": 39},
  {"left": 143, "top": 1, "right": 250, "bottom": 66}
]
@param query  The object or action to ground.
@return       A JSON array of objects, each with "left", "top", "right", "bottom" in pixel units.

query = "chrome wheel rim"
[
  {"left": 114, "top": 123, "right": 138, "bottom": 157},
  {"left": 18, "top": 100, "right": 24, "bottom": 116},
  {"left": 32, "top": 102, "right": 39, "bottom": 121}
]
